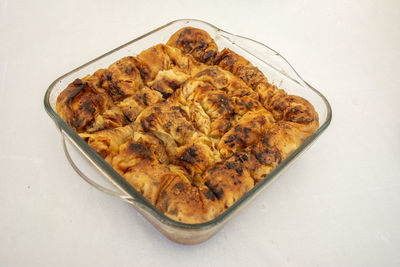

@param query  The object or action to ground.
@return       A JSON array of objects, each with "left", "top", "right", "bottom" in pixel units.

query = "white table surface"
[{"left": 1, "top": 0, "right": 399, "bottom": 266}]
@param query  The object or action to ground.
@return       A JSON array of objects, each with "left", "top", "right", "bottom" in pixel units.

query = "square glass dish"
[{"left": 44, "top": 19, "right": 332, "bottom": 244}]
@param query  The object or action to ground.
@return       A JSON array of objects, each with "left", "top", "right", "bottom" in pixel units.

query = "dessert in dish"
[{"left": 56, "top": 27, "right": 319, "bottom": 223}]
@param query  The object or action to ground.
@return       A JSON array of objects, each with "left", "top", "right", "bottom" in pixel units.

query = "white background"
[{"left": 1, "top": 0, "right": 399, "bottom": 266}]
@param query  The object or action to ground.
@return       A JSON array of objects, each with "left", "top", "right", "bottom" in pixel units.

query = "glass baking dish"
[{"left": 44, "top": 19, "right": 332, "bottom": 244}]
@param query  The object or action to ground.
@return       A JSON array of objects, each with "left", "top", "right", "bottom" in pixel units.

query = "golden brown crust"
[
  {"left": 116, "top": 87, "right": 163, "bottom": 123},
  {"left": 136, "top": 44, "right": 172, "bottom": 83},
  {"left": 156, "top": 173, "right": 205, "bottom": 223},
  {"left": 79, "top": 124, "right": 136, "bottom": 163},
  {"left": 56, "top": 27, "right": 319, "bottom": 223},
  {"left": 148, "top": 69, "right": 189, "bottom": 99},
  {"left": 218, "top": 108, "right": 275, "bottom": 158},
  {"left": 102, "top": 56, "right": 143, "bottom": 101},
  {"left": 56, "top": 74, "right": 113, "bottom": 133},
  {"left": 201, "top": 161, "right": 254, "bottom": 208},
  {"left": 167, "top": 27, "right": 218, "bottom": 64},
  {"left": 215, "top": 48, "right": 268, "bottom": 88}
]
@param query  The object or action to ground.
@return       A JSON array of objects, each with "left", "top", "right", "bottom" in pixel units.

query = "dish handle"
[{"left": 61, "top": 131, "right": 134, "bottom": 204}]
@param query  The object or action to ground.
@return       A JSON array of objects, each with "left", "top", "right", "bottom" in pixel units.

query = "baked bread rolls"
[{"left": 57, "top": 27, "right": 318, "bottom": 223}]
